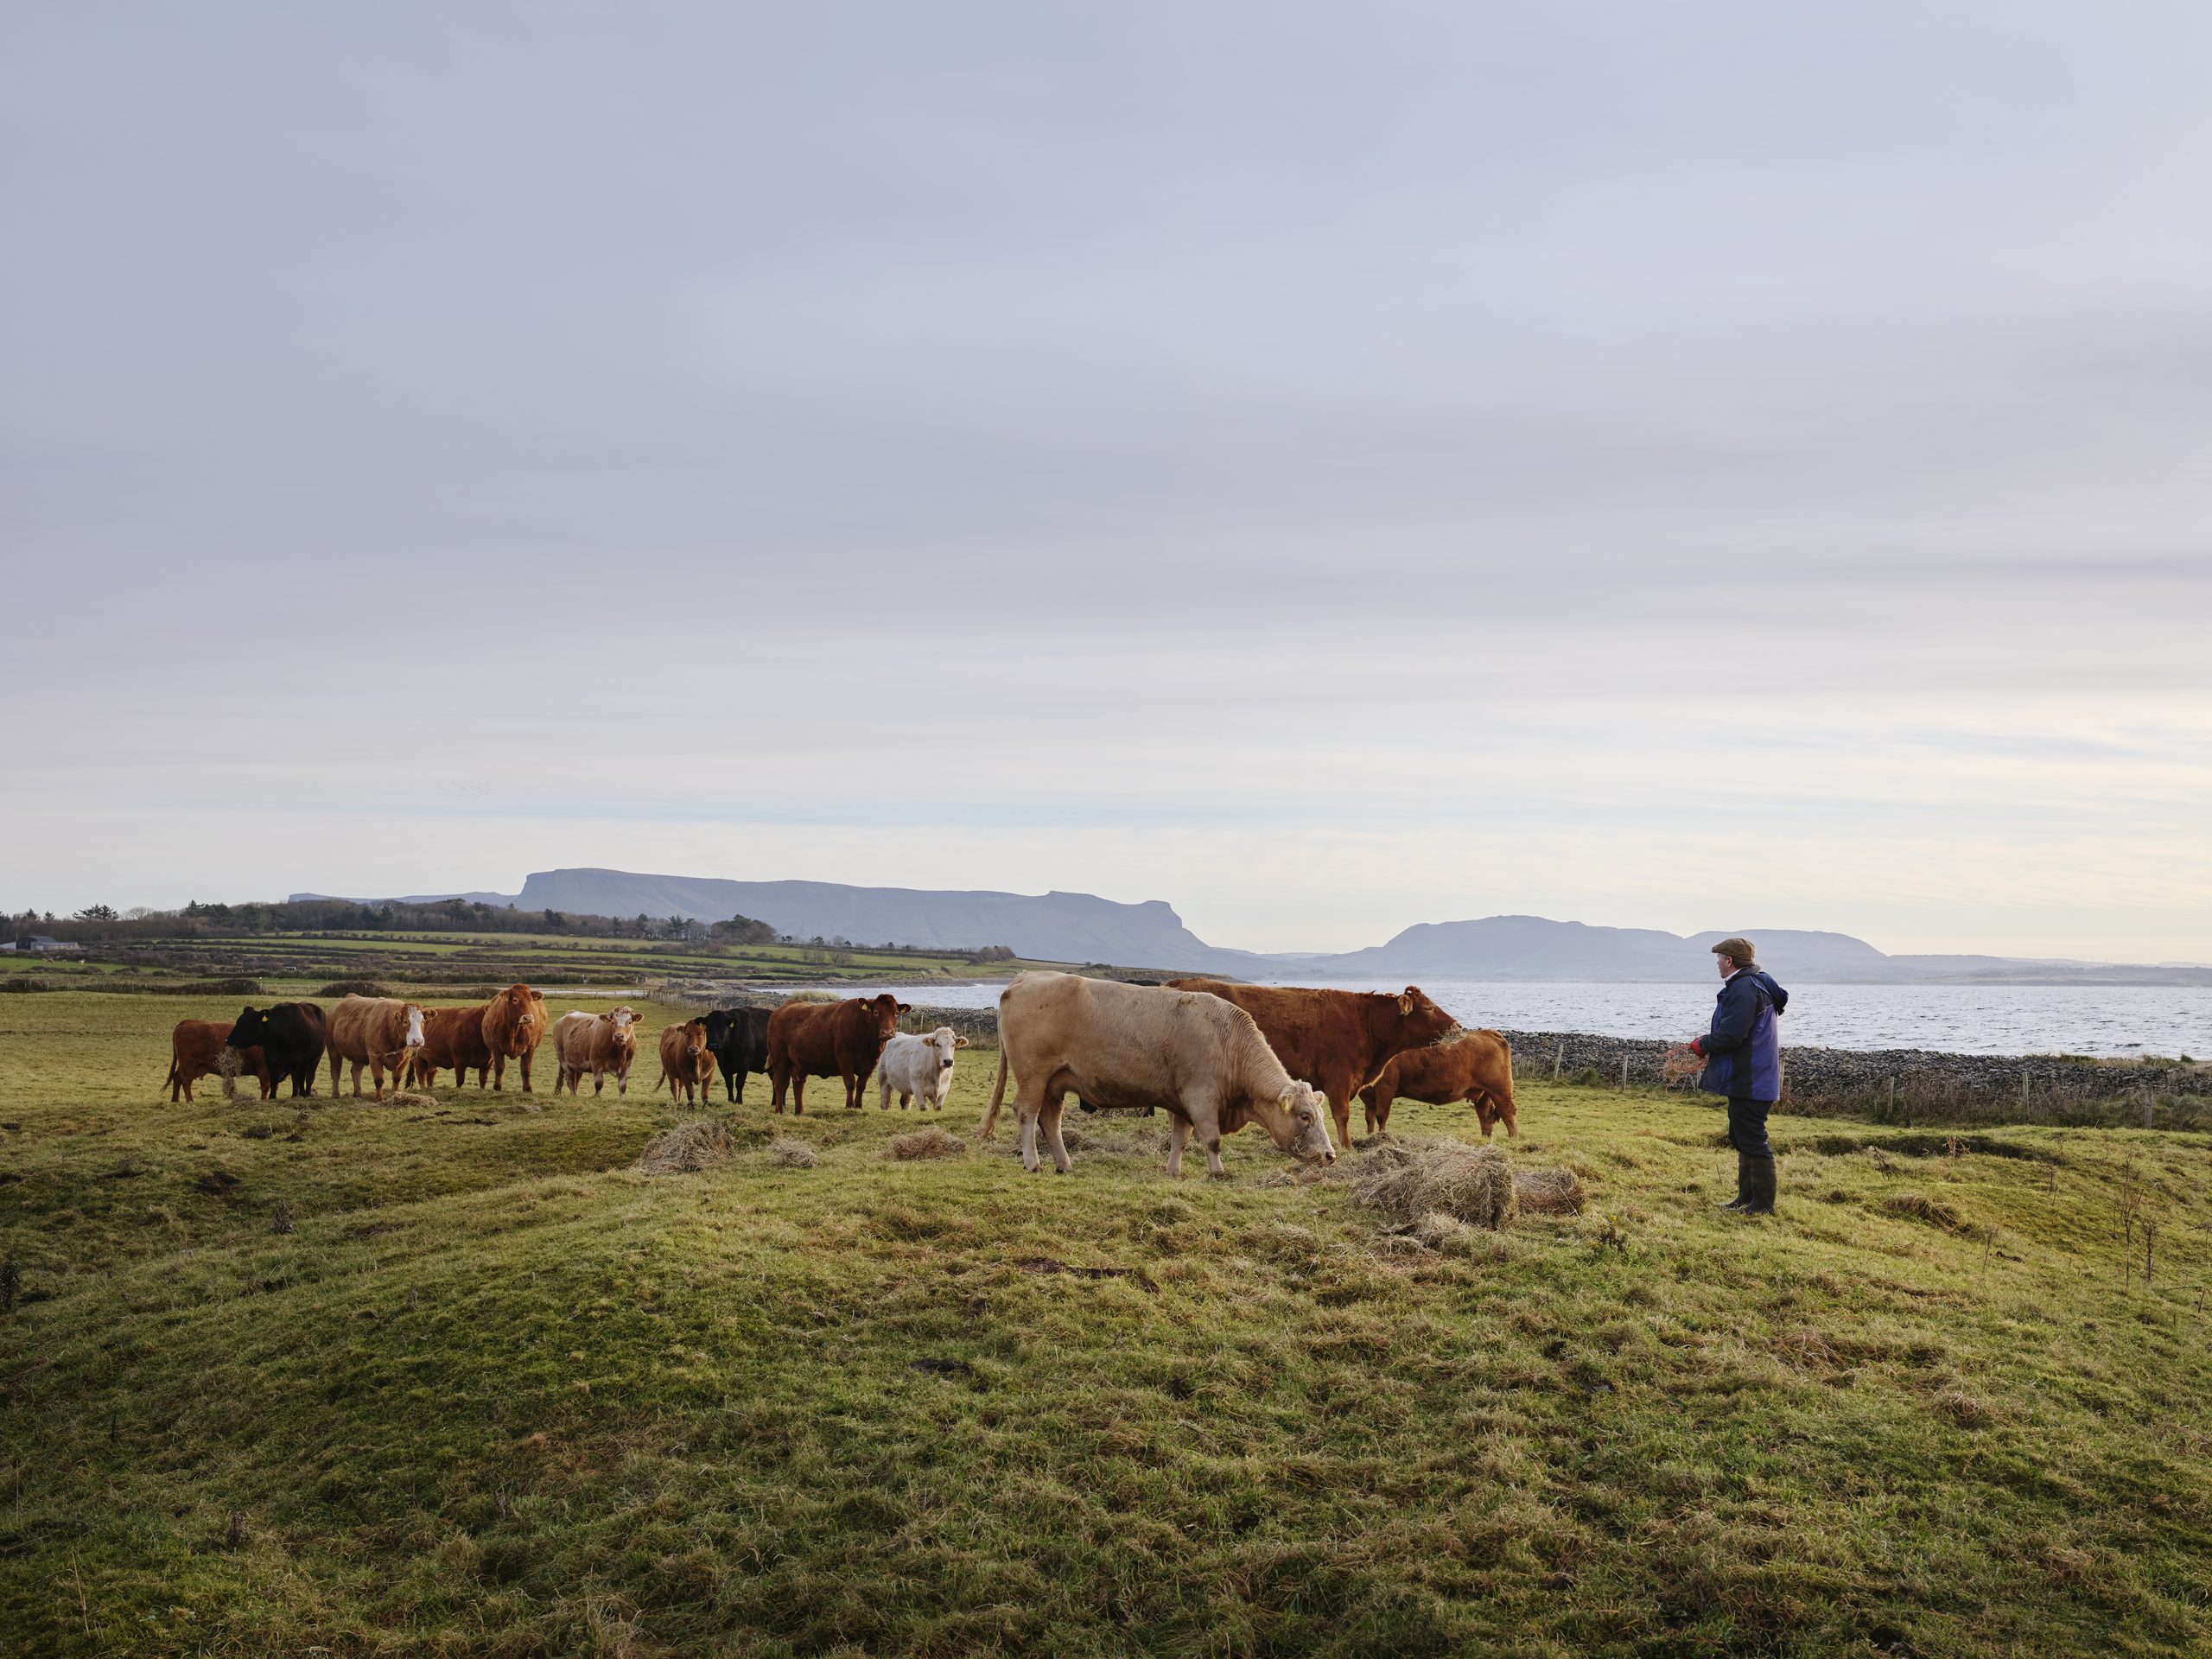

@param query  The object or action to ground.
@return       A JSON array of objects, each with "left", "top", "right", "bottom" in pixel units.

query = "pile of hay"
[
  {"left": 216, "top": 1046, "right": 249, "bottom": 1101},
  {"left": 1340, "top": 1139, "right": 1518, "bottom": 1230},
  {"left": 381, "top": 1091, "right": 436, "bottom": 1109},
  {"left": 767, "top": 1137, "right": 817, "bottom": 1168},
  {"left": 887, "top": 1127, "right": 965, "bottom": 1161},
  {"left": 634, "top": 1121, "right": 737, "bottom": 1175},
  {"left": 1513, "top": 1167, "right": 1588, "bottom": 1216}
]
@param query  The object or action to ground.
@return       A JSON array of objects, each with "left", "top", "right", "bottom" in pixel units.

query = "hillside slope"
[{"left": 3, "top": 992, "right": 2209, "bottom": 1655}]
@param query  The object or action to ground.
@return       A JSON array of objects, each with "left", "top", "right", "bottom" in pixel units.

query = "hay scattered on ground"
[
  {"left": 634, "top": 1121, "right": 736, "bottom": 1175},
  {"left": 768, "top": 1137, "right": 817, "bottom": 1168},
  {"left": 380, "top": 1091, "right": 437, "bottom": 1109},
  {"left": 216, "top": 1047, "right": 248, "bottom": 1101},
  {"left": 887, "top": 1127, "right": 965, "bottom": 1160},
  {"left": 1514, "top": 1167, "right": 1588, "bottom": 1215},
  {"left": 1338, "top": 1138, "right": 1518, "bottom": 1230}
]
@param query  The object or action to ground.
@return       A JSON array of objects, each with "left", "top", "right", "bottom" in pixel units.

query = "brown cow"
[
  {"left": 1360, "top": 1029, "right": 1518, "bottom": 1138},
  {"left": 166, "top": 1019, "right": 270, "bottom": 1103},
  {"left": 550, "top": 1007, "right": 640, "bottom": 1096},
  {"left": 766, "top": 993, "right": 909, "bottom": 1114},
  {"left": 480, "top": 984, "right": 548, "bottom": 1092},
  {"left": 655, "top": 1020, "right": 717, "bottom": 1104},
  {"left": 326, "top": 995, "right": 428, "bottom": 1100},
  {"left": 406, "top": 1003, "right": 494, "bottom": 1090},
  {"left": 1163, "top": 980, "right": 1458, "bottom": 1151}
]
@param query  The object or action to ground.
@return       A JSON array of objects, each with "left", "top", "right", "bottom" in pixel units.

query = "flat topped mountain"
[{"left": 289, "top": 872, "right": 2209, "bottom": 983}]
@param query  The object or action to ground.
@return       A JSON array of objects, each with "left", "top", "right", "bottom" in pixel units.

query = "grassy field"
[
  {"left": 5, "top": 932, "right": 1043, "bottom": 1001},
  {"left": 4, "top": 992, "right": 2211, "bottom": 1656}
]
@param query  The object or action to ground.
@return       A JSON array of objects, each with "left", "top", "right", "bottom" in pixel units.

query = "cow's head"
[
  {"left": 682, "top": 1020, "right": 708, "bottom": 1056},
  {"left": 403, "top": 1004, "right": 426, "bottom": 1048},
  {"left": 227, "top": 1006, "right": 270, "bottom": 1050},
  {"left": 607, "top": 1006, "right": 638, "bottom": 1033},
  {"left": 865, "top": 994, "right": 906, "bottom": 1039},
  {"left": 927, "top": 1027, "right": 967, "bottom": 1071},
  {"left": 1274, "top": 1082, "right": 1337, "bottom": 1163},
  {"left": 1392, "top": 986, "right": 1459, "bottom": 1048}
]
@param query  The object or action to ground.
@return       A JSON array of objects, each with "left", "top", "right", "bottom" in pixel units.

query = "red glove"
[{"left": 1688, "top": 1037, "right": 1705, "bottom": 1057}]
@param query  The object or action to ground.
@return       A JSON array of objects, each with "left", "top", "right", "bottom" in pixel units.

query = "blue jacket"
[{"left": 1699, "top": 968, "right": 1789, "bottom": 1102}]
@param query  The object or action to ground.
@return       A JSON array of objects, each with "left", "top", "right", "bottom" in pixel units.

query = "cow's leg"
[
  {"left": 1165, "top": 1116, "right": 1192, "bottom": 1178},
  {"left": 519, "top": 1048, "right": 533, "bottom": 1093},
  {"left": 791, "top": 1074, "right": 806, "bottom": 1116},
  {"left": 1039, "top": 1096, "right": 1072, "bottom": 1173},
  {"left": 350, "top": 1059, "right": 365, "bottom": 1098},
  {"left": 1017, "top": 1103, "right": 1041, "bottom": 1173},
  {"left": 879, "top": 1073, "right": 891, "bottom": 1110},
  {"left": 490, "top": 1054, "right": 505, "bottom": 1091},
  {"left": 1325, "top": 1082, "right": 1354, "bottom": 1155}
]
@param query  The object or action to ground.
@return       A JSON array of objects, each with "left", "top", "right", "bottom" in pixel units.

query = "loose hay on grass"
[
  {"left": 1513, "top": 1166, "right": 1588, "bottom": 1215},
  {"left": 1338, "top": 1138, "right": 1518, "bottom": 1230},
  {"left": 635, "top": 1121, "right": 737, "bottom": 1175},
  {"left": 768, "top": 1137, "right": 817, "bottom": 1168},
  {"left": 887, "top": 1127, "right": 965, "bottom": 1161}
]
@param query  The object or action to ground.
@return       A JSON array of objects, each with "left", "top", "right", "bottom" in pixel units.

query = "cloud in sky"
[{"left": 3, "top": 3, "right": 2208, "bottom": 959}]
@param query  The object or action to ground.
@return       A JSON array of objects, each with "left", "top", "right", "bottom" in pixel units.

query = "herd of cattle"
[{"left": 162, "top": 974, "right": 1519, "bottom": 1174}]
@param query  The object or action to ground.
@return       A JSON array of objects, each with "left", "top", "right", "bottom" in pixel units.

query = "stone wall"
[{"left": 1493, "top": 1029, "right": 2211, "bottom": 1128}]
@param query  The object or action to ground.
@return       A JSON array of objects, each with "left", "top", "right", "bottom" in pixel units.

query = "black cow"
[
  {"left": 226, "top": 1001, "right": 328, "bottom": 1098},
  {"left": 700, "top": 1006, "right": 772, "bottom": 1103}
]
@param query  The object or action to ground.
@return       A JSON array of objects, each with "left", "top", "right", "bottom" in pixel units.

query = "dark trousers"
[{"left": 1726, "top": 1096, "right": 1772, "bottom": 1157}]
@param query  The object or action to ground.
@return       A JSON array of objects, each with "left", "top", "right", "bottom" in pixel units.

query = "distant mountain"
[
  {"left": 299, "top": 868, "right": 1249, "bottom": 974},
  {"left": 289, "top": 871, "right": 2212, "bottom": 985}
]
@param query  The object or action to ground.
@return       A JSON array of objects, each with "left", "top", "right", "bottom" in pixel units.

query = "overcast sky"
[{"left": 4, "top": 3, "right": 2209, "bottom": 960}]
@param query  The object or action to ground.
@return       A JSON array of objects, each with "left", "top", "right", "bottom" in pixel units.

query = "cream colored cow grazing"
[
  {"left": 550, "top": 1007, "right": 640, "bottom": 1097},
  {"left": 325, "top": 995, "right": 427, "bottom": 1101},
  {"left": 981, "top": 972, "right": 1338, "bottom": 1176},
  {"left": 878, "top": 1027, "right": 969, "bottom": 1111}
]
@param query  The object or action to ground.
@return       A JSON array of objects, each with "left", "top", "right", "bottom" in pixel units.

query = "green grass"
[{"left": 3, "top": 992, "right": 2210, "bottom": 1656}]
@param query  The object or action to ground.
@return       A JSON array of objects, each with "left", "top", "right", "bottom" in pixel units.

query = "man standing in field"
[{"left": 1688, "top": 937, "right": 1789, "bottom": 1215}]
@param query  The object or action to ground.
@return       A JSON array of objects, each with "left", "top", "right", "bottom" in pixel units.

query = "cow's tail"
[
  {"left": 162, "top": 1055, "right": 179, "bottom": 1094},
  {"left": 979, "top": 1046, "right": 1010, "bottom": 1141}
]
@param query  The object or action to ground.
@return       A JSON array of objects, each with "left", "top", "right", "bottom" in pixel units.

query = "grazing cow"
[
  {"left": 480, "top": 984, "right": 548, "bottom": 1092},
  {"left": 655, "top": 1020, "right": 716, "bottom": 1104},
  {"left": 1360, "top": 1029, "right": 1519, "bottom": 1138},
  {"left": 550, "top": 1007, "right": 640, "bottom": 1096},
  {"left": 223, "top": 1002, "right": 327, "bottom": 1098},
  {"left": 1164, "top": 979, "right": 1457, "bottom": 1151},
  {"left": 701, "top": 1006, "right": 772, "bottom": 1103},
  {"left": 167, "top": 1019, "right": 270, "bottom": 1103},
  {"left": 326, "top": 995, "right": 428, "bottom": 1100},
  {"left": 877, "top": 1027, "right": 969, "bottom": 1111},
  {"left": 406, "top": 1003, "right": 495, "bottom": 1090},
  {"left": 766, "top": 993, "right": 909, "bottom": 1114},
  {"left": 982, "top": 972, "right": 1338, "bottom": 1176}
]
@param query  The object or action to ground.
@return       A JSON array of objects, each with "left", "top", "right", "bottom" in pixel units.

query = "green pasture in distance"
[{"left": 3, "top": 990, "right": 2209, "bottom": 1656}]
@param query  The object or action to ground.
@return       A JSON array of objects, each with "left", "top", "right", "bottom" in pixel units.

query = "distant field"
[
  {"left": 3, "top": 931, "right": 1046, "bottom": 999},
  {"left": 3, "top": 991, "right": 2210, "bottom": 1656}
]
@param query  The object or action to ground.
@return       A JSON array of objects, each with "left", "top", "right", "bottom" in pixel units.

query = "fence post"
[
  {"left": 2021, "top": 1067, "right": 2030, "bottom": 1105},
  {"left": 1553, "top": 1042, "right": 1564, "bottom": 1080},
  {"left": 2144, "top": 1092, "right": 2155, "bottom": 1131},
  {"left": 1620, "top": 1057, "right": 1630, "bottom": 1090}
]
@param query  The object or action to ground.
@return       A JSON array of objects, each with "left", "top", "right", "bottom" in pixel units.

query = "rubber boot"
[
  {"left": 1739, "top": 1154, "right": 1777, "bottom": 1216},
  {"left": 1717, "top": 1153, "right": 1751, "bottom": 1211}
]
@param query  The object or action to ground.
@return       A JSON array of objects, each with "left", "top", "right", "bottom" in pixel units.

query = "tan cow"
[
  {"left": 981, "top": 972, "right": 1338, "bottom": 1176},
  {"left": 480, "top": 984, "right": 548, "bottom": 1092},
  {"left": 655, "top": 1020, "right": 716, "bottom": 1105},
  {"left": 550, "top": 1007, "right": 640, "bottom": 1096},
  {"left": 325, "top": 995, "right": 428, "bottom": 1100}
]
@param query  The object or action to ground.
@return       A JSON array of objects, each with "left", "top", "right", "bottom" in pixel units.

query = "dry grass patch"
[
  {"left": 887, "top": 1127, "right": 965, "bottom": 1160},
  {"left": 1512, "top": 1166, "right": 1587, "bottom": 1215},
  {"left": 634, "top": 1121, "right": 736, "bottom": 1175},
  {"left": 767, "top": 1137, "right": 817, "bottom": 1168}
]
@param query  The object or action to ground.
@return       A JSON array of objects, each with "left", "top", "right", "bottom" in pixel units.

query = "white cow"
[{"left": 878, "top": 1027, "right": 969, "bottom": 1111}]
